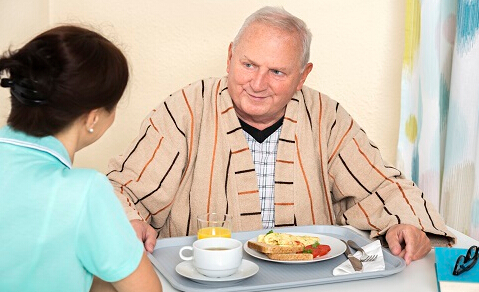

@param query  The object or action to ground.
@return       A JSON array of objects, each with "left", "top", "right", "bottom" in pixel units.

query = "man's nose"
[{"left": 250, "top": 70, "right": 268, "bottom": 92}]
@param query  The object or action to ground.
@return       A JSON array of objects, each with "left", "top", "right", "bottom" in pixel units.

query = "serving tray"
[{"left": 148, "top": 225, "right": 406, "bottom": 292}]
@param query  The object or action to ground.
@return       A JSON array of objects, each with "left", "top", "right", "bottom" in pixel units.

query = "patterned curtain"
[{"left": 397, "top": 0, "right": 479, "bottom": 240}]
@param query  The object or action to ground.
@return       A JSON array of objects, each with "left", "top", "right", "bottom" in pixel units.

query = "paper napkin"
[{"left": 333, "top": 240, "right": 385, "bottom": 276}]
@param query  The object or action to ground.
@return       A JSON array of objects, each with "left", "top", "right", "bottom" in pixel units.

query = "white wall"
[
  {"left": 0, "top": 0, "right": 50, "bottom": 137},
  {"left": 1, "top": 0, "right": 405, "bottom": 173}
]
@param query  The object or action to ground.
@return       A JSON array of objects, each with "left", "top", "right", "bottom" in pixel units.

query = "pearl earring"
[{"left": 88, "top": 128, "right": 94, "bottom": 133}]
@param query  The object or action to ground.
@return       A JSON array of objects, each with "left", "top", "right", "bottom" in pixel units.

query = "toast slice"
[
  {"left": 266, "top": 253, "right": 313, "bottom": 261},
  {"left": 247, "top": 240, "right": 304, "bottom": 254}
]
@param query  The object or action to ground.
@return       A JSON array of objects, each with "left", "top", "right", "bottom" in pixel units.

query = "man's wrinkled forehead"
[
  {"left": 233, "top": 22, "right": 303, "bottom": 67},
  {"left": 234, "top": 22, "right": 300, "bottom": 49}
]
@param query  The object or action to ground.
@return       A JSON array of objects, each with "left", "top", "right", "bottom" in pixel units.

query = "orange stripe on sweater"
[
  {"left": 151, "top": 200, "right": 175, "bottom": 216},
  {"left": 351, "top": 138, "right": 426, "bottom": 230},
  {"left": 149, "top": 118, "right": 158, "bottom": 132},
  {"left": 317, "top": 93, "right": 334, "bottom": 224},
  {"left": 295, "top": 134, "right": 316, "bottom": 224},
  {"left": 396, "top": 182, "right": 425, "bottom": 230},
  {"left": 328, "top": 119, "right": 354, "bottom": 164},
  {"left": 178, "top": 89, "right": 194, "bottom": 186},
  {"left": 276, "top": 159, "right": 294, "bottom": 164},
  {"left": 352, "top": 138, "right": 393, "bottom": 183},
  {"left": 238, "top": 190, "right": 258, "bottom": 195},
  {"left": 221, "top": 106, "right": 234, "bottom": 114},
  {"left": 125, "top": 196, "right": 132, "bottom": 207},
  {"left": 358, "top": 202, "right": 380, "bottom": 230},
  {"left": 275, "top": 202, "right": 294, "bottom": 206},
  {"left": 328, "top": 173, "right": 345, "bottom": 198},
  {"left": 284, "top": 117, "right": 297, "bottom": 123},
  {"left": 207, "top": 81, "right": 221, "bottom": 212},
  {"left": 137, "top": 137, "right": 163, "bottom": 182},
  {"left": 120, "top": 179, "right": 133, "bottom": 194},
  {"left": 232, "top": 148, "right": 249, "bottom": 154}
]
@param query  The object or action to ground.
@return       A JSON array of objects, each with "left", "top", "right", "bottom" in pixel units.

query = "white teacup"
[{"left": 179, "top": 237, "right": 243, "bottom": 278}]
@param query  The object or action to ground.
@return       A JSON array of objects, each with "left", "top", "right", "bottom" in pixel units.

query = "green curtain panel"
[{"left": 397, "top": 0, "right": 479, "bottom": 239}]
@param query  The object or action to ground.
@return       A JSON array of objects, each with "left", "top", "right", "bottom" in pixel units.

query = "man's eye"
[
  {"left": 244, "top": 63, "right": 253, "bottom": 68},
  {"left": 271, "top": 69, "right": 284, "bottom": 76}
]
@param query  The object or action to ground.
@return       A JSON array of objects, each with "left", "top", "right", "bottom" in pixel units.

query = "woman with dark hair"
[{"left": 0, "top": 26, "right": 162, "bottom": 292}]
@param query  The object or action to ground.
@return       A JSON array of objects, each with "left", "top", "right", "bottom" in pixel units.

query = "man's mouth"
[{"left": 245, "top": 92, "right": 268, "bottom": 99}]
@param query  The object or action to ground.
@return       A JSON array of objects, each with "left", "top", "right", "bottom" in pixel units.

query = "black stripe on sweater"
[
  {"left": 219, "top": 86, "right": 228, "bottom": 95},
  {"left": 240, "top": 212, "right": 261, "bottom": 216},
  {"left": 275, "top": 223, "right": 295, "bottom": 227},
  {"left": 165, "top": 101, "right": 185, "bottom": 137},
  {"left": 339, "top": 153, "right": 372, "bottom": 194},
  {"left": 225, "top": 150, "right": 232, "bottom": 215},
  {"left": 301, "top": 89, "right": 312, "bottom": 129},
  {"left": 330, "top": 120, "right": 337, "bottom": 133},
  {"left": 421, "top": 192, "right": 447, "bottom": 235},
  {"left": 186, "top": 191, "right": 192, "bottom": 236},
  {"left": 376, "top": 192, "right": 400, "bottom": 224},
  {"left": 227, "top": 127, "right": 242, "bottom": 135},
  {"left": 137, "top": 152, "right": 180, "bottom": 203},
  {"left": 107, "top": 125, "right": 152, "bottom": 175},
  {"left": 275, "top": 181, "right": 293, "bottom": 185},
  {"left": 235, "top": 168, "right": 255, "bottom": 175},
  {"left": 343, "top": 213, "right": 348, "bottom": 224},
  {"left": 385, "top": 165, "right": 402, "bottom": 177},
  {"left": 279, "top": 138, "right": 295, "bottom": 143}
]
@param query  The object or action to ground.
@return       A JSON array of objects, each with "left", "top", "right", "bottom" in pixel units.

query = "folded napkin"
[{"left": 333, "top": 240, "right": 385, "bottom": 276}]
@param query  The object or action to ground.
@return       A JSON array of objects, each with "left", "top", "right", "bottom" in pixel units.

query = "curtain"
[{"left": 397, "top": 0, "right": 479, "bottom": 240}]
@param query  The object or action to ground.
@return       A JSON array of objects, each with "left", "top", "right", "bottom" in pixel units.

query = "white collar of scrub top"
[{"left": 0, "top": 126, "right": 72, "bottom": 169}]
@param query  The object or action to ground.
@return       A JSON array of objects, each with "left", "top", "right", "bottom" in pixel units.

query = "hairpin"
[{"left": 1, "top": 78, "right": 48, "bottom": 106}]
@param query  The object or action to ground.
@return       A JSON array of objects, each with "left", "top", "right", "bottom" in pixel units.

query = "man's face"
[{"left": 227, "top": 22, "right": 312, "bottom": 129}]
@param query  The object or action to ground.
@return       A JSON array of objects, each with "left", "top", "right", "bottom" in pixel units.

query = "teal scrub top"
[{"left": 0, "top": 126, "right": 144, "bottom": 292}]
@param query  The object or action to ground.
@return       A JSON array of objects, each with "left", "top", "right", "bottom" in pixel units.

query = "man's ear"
[
  {"left": 296, "top": 63, "right": 313, "bottom": 91},
  {"left": 226, "top": 42, "right": 233, "bottom": 74}
]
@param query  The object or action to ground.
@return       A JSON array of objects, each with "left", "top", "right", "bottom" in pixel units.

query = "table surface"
[{"left": 152, "top": 226, "right": 478, "bottom": 292}]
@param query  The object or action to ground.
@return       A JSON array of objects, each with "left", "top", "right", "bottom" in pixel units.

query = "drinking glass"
[{"left": 197, "top": 213, "right": 232, "bottom": 239}]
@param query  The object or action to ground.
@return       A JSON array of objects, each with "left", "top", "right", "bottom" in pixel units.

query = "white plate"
[
  {"left": 244, "top": 232, "right": 346, "bottom": 264},
  {"left": 175, "top": 259, "right": 259, "bottom": 284}
]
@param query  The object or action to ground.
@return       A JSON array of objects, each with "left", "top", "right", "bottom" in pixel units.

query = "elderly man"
[{"left": 107, "top": 6, "right": 454, "bottom": 265}]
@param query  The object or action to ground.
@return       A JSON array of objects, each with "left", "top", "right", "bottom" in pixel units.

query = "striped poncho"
[{"left": 107, "top": 76, "right": 455, "bottom": 244}]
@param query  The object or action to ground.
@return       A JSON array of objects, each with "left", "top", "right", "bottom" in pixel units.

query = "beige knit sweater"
[{"left": 107, "top": 76, "right": 455, "bottom": 244}]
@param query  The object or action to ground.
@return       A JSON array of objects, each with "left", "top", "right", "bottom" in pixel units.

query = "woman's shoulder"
[{"left": 62, "top": 168, "right": 112, "bottom": 193}]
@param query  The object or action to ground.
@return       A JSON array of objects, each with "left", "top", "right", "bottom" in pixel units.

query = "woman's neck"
[{"left": 54, "top": 124, "right": 81, "bottom": 163}]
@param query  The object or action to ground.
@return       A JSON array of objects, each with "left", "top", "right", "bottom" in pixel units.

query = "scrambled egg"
[{"left": 257, "top": 232, "right": 319, "bottom": 247}]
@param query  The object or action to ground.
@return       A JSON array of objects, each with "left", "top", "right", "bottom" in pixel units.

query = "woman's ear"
[{"left": 85, "top": 109, "right": 99, "bottom": 133}]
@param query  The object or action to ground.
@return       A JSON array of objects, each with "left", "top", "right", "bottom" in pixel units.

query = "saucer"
[{"left": 175, "top": 259, "right": 259, "bottom": 284}]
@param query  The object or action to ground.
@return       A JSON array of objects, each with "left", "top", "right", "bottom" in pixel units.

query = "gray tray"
[{"left": 148, "top": 225, "right": 406, "bottom": 292}]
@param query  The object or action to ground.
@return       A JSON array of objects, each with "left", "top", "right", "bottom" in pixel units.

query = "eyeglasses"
[{"left": 453, "top": 245, "right": 478, "bottom": 276}]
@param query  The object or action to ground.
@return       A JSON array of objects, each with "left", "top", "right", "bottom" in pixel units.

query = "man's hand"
[
  {"left": 385, "top": 224, "right": 431, "bottom": 265},
  {"left": 130, "top": 219, "right": 157, "bottom": 253}
]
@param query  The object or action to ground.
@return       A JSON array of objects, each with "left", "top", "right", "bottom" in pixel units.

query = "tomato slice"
[{"left": 301, "top": 243, "right": 331, "bottom": 258}]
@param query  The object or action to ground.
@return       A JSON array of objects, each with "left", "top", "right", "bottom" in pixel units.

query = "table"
[{"left": 153, "top": 226, "right": 478, "bottom": 292}]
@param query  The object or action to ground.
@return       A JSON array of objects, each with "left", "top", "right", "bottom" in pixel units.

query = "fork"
[{"left": 347, "top": 240, "right": 378, "bottom": 262}]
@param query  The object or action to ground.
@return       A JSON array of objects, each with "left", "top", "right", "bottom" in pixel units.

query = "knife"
[{"left": 341, "top": 239, "right": 363, "bottom": 271}]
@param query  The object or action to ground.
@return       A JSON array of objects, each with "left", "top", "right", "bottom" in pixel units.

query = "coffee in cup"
[{"left": 179, "top": 237, "right": 242, "bottom": 277}]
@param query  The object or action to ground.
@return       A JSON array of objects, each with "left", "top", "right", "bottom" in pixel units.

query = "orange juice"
[{"left": 197, "top": 226, "right": 231, "bottom": 239}]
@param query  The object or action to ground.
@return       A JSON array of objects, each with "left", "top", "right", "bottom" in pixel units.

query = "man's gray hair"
[{"left": 232, "top": 6, "right": 312, "bottom": 70}]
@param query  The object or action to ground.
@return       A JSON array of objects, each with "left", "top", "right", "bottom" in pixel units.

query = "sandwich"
[{"left": 247, "top": 230, "right": 331, "bottom": 261}]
